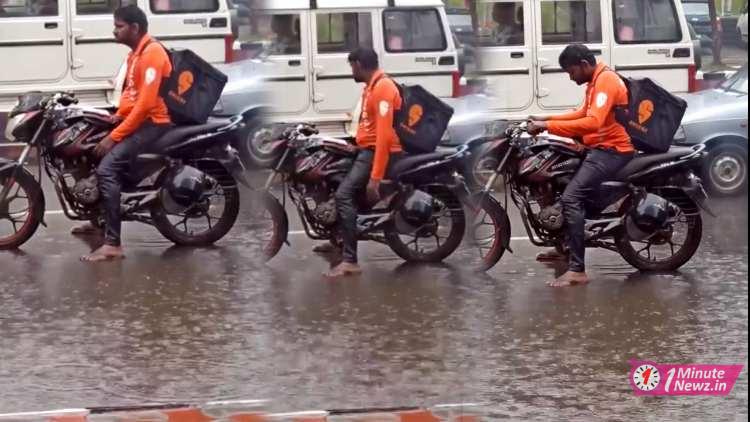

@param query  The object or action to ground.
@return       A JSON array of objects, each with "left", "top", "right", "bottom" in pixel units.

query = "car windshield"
[
  {"left": 720, "top": 66, "right": 749, "bottom": 94},
  {"left": 683, "top": 3, "right": 710, "bottom": 15},
  {"left": 447, "top": 13, "right": 472, "bottom": 27}
]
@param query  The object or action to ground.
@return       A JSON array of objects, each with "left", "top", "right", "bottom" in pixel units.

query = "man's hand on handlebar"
[{"left": 527, "top": 120, "right": 548, "bottom": 136}]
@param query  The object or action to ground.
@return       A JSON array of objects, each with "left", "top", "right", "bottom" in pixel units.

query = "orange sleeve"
[
  {"left": 110, "top": 45, "right": 168, "bottom": 142},
  {"left": 547, "top": 73, "right": 619, "bottom": 142},
  {"left": 548, "top": 104, "right": 586, "bottom": 121},
  {"left": 370, "top": 81, "right": 399, "bottom": 181}
]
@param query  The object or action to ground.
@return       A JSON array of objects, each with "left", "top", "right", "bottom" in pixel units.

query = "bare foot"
[
  {"left": 71, "top": 222, "right": 102, "bottom": 236},
  {"left": 547, "top": 271, "right": 588, "bottom": 287},
  {"left": 80, "top": 244, "right": 124, "bottom": 262},
  {"left": 536, "top": 248, "right": 568, "bottom": 262},
  {"left": 323, "top": 262, "right": 362, "bottom": 278}
]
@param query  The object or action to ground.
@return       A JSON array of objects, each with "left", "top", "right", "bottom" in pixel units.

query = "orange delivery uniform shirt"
[
  {"left": 110, "top": 35, "right": 172, "bottom": 142},
  {"left": 546, "top": 63, "right": 634, "bottom": 153},
  {"left": 355, "top": 69, "right": 403, "bottom": 180}
]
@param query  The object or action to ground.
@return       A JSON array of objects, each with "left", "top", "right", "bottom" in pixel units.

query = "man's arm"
[
  {"left": 546, "top": 74, "right": 618, "bottom": 140},
  {"left": 547, "top": 104, "right": 587, "bottom": 121},
  {"left": 109, "top": 45, "right": 167, "bottom": 142}
]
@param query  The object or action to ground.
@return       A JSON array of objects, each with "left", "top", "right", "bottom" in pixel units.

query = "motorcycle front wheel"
[
  {"left": 0, "top": 168, "right": 44, "bottom": 250},
  {"left": 384, "top": 185, "right": 466, "bottom": 263}
]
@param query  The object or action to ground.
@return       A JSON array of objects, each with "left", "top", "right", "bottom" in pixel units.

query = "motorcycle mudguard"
[
  {"left": 208, "top": 146, "right": 250, "bottom": 188},
  {"left": 683, "top": 173, "right": 716, "bottom": 217}
]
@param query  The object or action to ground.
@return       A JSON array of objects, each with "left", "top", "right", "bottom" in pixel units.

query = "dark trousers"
[
  {"left": 561, "top": 149, "right": 633, "bottom": 272},
  {"left": 97, "top": 122, "right": 170, "bottom": 246},
  {"left": 335, "top": 149, "right": 375, "bottom": 264}
]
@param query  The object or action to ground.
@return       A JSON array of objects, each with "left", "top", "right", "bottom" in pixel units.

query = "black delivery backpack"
[
  {"left": 153, "top": 43, "right": 228, "bottom": 125},
  {"left": 612, "top": 72, "right": 687, "bottom": 154},
  {"left": 374, "top": 75, "right": 454, "bottom": 154}
]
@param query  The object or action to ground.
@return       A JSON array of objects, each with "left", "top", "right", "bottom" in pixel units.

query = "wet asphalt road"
[{"left": 0, "top": 178, "right": 747, "bottom": 420}]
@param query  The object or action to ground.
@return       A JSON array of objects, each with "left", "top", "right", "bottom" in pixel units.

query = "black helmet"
[
  {"left": 400, "top": 190, "right": 436, "bottom": 225},
  {"left": 626, "top": 193, "right": 674, "bottom": 241},
  {"left": 161, "top": 165, "right": 210, "bottom": 212}
]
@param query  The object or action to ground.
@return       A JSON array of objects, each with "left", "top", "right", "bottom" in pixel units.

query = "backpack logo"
[
  {"left": 178, "top": 71, "right": 194, "bottom": 95},
  {"left": 638, "top": 100, "right": 654, "bottom": 124},
  {"left": 407, "top": 104, "right": 423, "bottom": 127}
]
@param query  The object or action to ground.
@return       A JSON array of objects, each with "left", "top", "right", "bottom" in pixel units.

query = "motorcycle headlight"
[{"left": 673, "top": 125, "right": 687, "bottom": 143}]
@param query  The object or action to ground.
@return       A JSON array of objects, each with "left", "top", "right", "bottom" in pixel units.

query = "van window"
[
  {"left": 475, "top": 1, "right": 525, "bottom": 46},
  {"left": 613, "top": 0, "right": 682, "bottom": 43},
  {"left": 0, "top": 0, "right": 58, "bottom": 17},
  {"left": 76, "top": 0, "right": 131, "bottom": 15},
  {"left": 383, "top": 9, "right": 447, "bottom": 52},
  {"left": 234, "top": 13, "right": 302, "bottom": 57},
  {"left": 150, "top": 0, "right": 218, "bottom": 14},
  {"left": 541, "top": 0, "right": 602, "bottom": 45},
  {"left": 316, "top": 12, "right": 373, "bottom": 53}
]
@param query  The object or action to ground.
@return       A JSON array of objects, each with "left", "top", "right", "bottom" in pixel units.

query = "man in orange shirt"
[
  {"left": 528, "top": 44, "right": 634, "bottom": 287},
  {"left": 78, "top": 5, "right": 172, "bottom": 262},
  {"left": 322, "top": 47, "right": 402, "bottom": 278}
]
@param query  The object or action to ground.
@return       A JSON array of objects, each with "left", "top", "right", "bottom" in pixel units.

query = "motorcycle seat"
[
  {"left": 614, "top": 146, "right": 696, "bottom": 181},
  {"left": 387, "top": 151, "right": 451, "bottom": 179},
  {"left": 152, "top": 119, "right": 231, "bottom": 152}
]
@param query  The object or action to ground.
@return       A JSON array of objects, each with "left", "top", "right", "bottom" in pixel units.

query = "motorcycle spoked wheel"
[
  {"left": 384, "top": 185, "right": 466, "bottom": 263},
  {"left": 462, "top": 193, "right": 511, "bottom": 272},
  {"left": 151, "top": 165, "right": 240, "bottom": 247},
  {"left": 0, "top": 169, "right": 45, "bottom": 250},
  {"left": 614, "top": 192, "right": 703, "bottom": 272},
  {"left": 238, "top": 190, "right": 288, "bottom": 261},
  {"left": 151, "top": 186, "right": 239, "bottom": 247}
]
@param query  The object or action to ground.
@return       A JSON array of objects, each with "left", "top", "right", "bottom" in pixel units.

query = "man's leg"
[
  {"left": 81, "top": 123, "right": 168, "bottom": 261},
  {"left": 549, "top": 150, "right": 632, "bottom": 286},
  {"left": 324, "top": 150, "right": 374, "bottom": 277}
]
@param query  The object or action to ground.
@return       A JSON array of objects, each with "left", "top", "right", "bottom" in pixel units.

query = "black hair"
[
  {"left": 558, "top": 43, "right": 596, "bottom": 69},
  {"left": 114, "top": 5, "right": 148, "bottom": 34},
  {"left": 347, "top": 47, "right": 379, "bottom": 70}
]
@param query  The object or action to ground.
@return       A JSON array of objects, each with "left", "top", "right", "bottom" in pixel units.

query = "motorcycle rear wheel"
[
  {"left": 151, "top": 165, "right": 240, "bottom": 247},
  {"left": 384, "top": 185, "right": 466, "bottom": 263},
  {"left": 615, "top": 194, "right": 703, "bottom": 272},
  {"left": 0, "top": 168, "right": 44, "bottom": 250}
]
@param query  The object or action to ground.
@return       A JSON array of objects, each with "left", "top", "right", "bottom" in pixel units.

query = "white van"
[
  {"left": 470, "top": 0, "right": 697, "bottom": 120},
  {"left": 0, "top": 0, "right": 232, "bottom": 142},
  {"left": 233, "top": 0, "right": 461, "bottom": 136}
]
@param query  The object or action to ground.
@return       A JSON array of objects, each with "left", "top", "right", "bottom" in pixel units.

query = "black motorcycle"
[
  {"left": 465, "top": 122, "right": 713, "bottom": 271},
  {"left": 0, "top": 92, "right": 270, "bottom": 250},
  {"left": 256, "top": 123, "right": 511, "bottom": 270}
]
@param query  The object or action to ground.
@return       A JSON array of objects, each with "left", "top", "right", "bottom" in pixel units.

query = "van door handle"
[
  {"left": 590, "top": 49, "right": 602, "bottom": 55},
  {"left": 288, "top": 60, "right": 301, "bottom": 67},
  {"left": 44, "top": 22, "right": 57, "bottom": 29},
  {"left": 510, "top": 52, "right": 524, "bottom": 59}
]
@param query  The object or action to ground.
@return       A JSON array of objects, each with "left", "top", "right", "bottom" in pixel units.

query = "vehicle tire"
[
  {"left": 466, "top": 193, "right": 511, "bottom": 272},
  {"left": 151, "top": 163, "right": 240, "bottom": 247},
  {"left": 0, "top": 168, "right": 44, "bottom": 250},
  {"left": 241, "top": 190, "right": 288, "bottom": 261},
  {"left": 236, "top": 116, "right": 283, "bottom": 169},
  {"left": 702, "top": 143, "right": 747, "bottom": 196},
  {"left": 385, "top": 185, "right": 466, "bottom": 263},
  {"left": 615, "top": 192, "right": 703, "bottom": 272}
]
